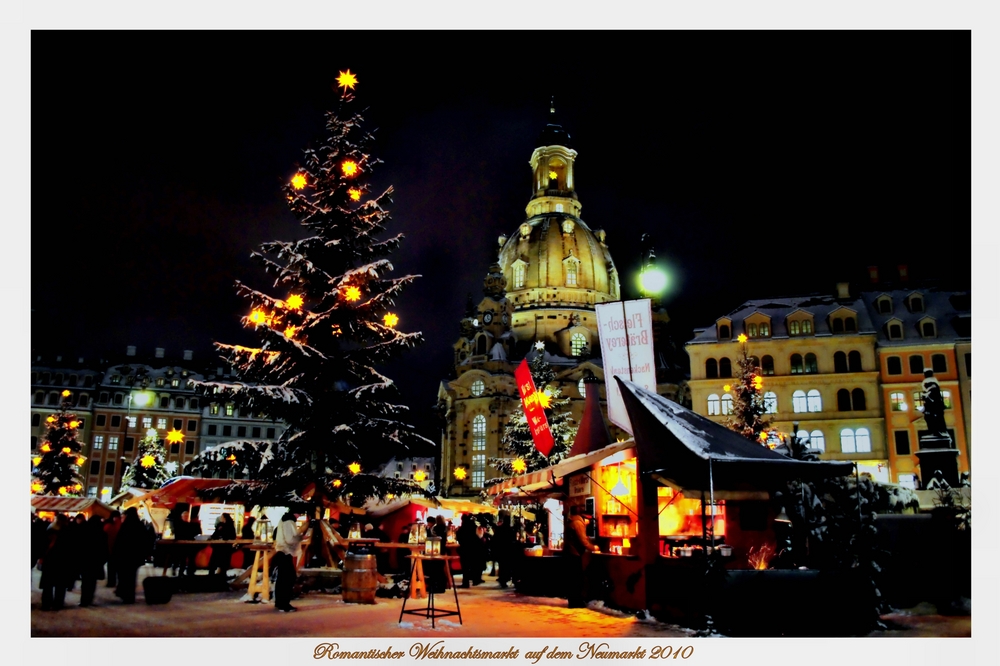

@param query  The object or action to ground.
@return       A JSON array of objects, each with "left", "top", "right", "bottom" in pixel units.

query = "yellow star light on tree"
[
  {"left": 249, "top": 308, "right": 267, "bottom": 324},
  {"left": 344, "top": 286, "right": 361, "bottom": 301},
  {"left": 69, "top": 420, "right": 80, "bottom": 429},
  {"left": 41, "top": 443, "right": 51, "bottom": 453},
  {"left": 291, "top": 173, "right": 307, "bottom": 190},
  {"left": 33, "top": 457, "right": 42, "bottom": 466},
  {"left": 383, "top": 313, "right": 399, "bottom": 328},
  {"left": 548, "top": 170, "right": 557, "bottom": 180},
  {"left": 512, "top": 458, "right": 527, "bottom": 474},
  {"left": 286, "top": 294, "right": 304, "bottom": 310},
  {"left": 341, "top": 160, "right": 358, "bottom": 177},
  {"left": 61, "top": 390, "right": 71, "bottom": 397},
  {"left": 753, "top": 376, "right": 763, "bottom": 390},
  {"left": 46, "top": 416, "right": 56, "bottom": 423},
  {"left": 284, "top": 325, "right": 298, "bottom": 339},
  {"left": 332, "top": 479, "right": 342, "bottom": 488},
  {"left": 226, "top": 454, "right": 237, "bottom": 463},
  {"left": 76, "top": 457, "right": 86, "bottom": 466},
  {"left": 738, "top": 333, "right": 748, "bottom": 343},
  {"left": 348, "top": 462, "right": 361, "bottom": 474},
  {"left": 58, "top": 487, "right": 68, "bottom": 496},
  {"left": 165, "top": 429, "right": 184, "bottom": 445},
  {"left": 74, "top": 484, "right": 82, "bottom": 491},
  {"left": 336, "top": 69, "right": 358, "bottom": 92},
  {"left": 61, "top": 447, "right": 71, "bottom": 454},
  {"left": 723, "top": 384, "right": 731, "bottom": 393},
  {"left": 453, "top": 467, "right": 467, "bottom": 480},
  {"left": 31, "top": 481, "right": 43, "bottom": 493},
  {"left": 537, "top": 391, "right": 552, "bottom": 409},
  {"left": 348, "top": 188, "right": 362, "bottom": 201},
  {"left": 414, "top": 470, "right": 427, "bottom": 482},
  {"left": 140, "top": 454, "right": 157, "bottom": 468}
]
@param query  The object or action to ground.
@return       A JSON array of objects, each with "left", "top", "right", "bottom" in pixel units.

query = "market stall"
[{"left": 31, "top": 495, "right": 115, "bottom": 520}]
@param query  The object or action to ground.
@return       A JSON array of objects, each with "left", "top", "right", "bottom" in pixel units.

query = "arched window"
[
  {"left": 848, "top": 351, "right": 863, "bottom": 372},
  {"left": 471, "top": 379, "right": 485, "bottom": 397},
  {"left": 565, "top": 261, "right": 578, "bottom": 287},
  {"left": 578, "top": 379, "right": 587, "bottom": 398},
  {"left": 789, "top": 320, "right": 800, "bottom": 335},
  {"left": 804, "top": 353, "right": 818, "bottom": 374},
  {"left": 877, "top": 297, "right": 892, "bottom": 314},
  {"left": 909, "top": 355, "right": 924, "bottom": 374},
  {"left": 707, "top": 394, "right": 721, "bottom": 416},
  {"left": 851, "top": 388, "right": 866, "bottom": 411},
  {"left": 792, "top": 390, "right": 807, "bottom": 413},
  {"left": 809, "top": 430, "right": 825, "bottom": 452},
  {"left": 175, "top": 397, "right": 186, "bottom": 410},
  {"left": 705, "top": 358, "right": 718, "bottom": 379},
  {"left": 761, "top": 356, "right": 774, "bottom": 376},
  {"left": 513, "top": 262, "right": 526, "bottom": 290},
  {"left": 764, "top": 391, "right": 778, "bottom": 414},
  {"left": 832, "top": 318, "right": 844, "bottom": 333},
  {"left": 34, "top": 390, "right": 44, "bottom": 404},
  {"left": 47, "top": 392, "right": 59, "bottom": 405},
  {"left": 802, "top": 320, "right": 813, "bottom": 334},
  {"left": 837, "top": 389, "right": 852, "bottom": 412},
  {"left": 910, "top": 296, "right": 924, "bottom": 312},
  {"left": 571, "top": 332, "right": 587, "bottom": 357},
  {"left": 719, "top": 358, "right": 732, "bottom": 378},
  {"left": 31, "top": 413, "right": 40, "bottom": 427},
  {"left": 807, "top": 389, "right": 822, "bottom": 412},
  {"left": 790, "top": 354, "right": 803, "bottom": 374},
  {"left": 68, "top": 375, "right": 78, "bottom": 387},
  {"left": 888, "top": 323, "right": 903, "bottom": 340},
  {"left": 721, "top": 393, "right": 734, "bottom": 416},
  {"left": 77, "top": 395, "right": 89, "bottom": 408},
  {"left": 475, "top": 334, "right": 488, "bottom": 355},
  {"left": 471, "top": 415, "right": 487, "bottom": 452},
  {"left": 840, "top": 428, "right": 856, "bottom": 453},
  {"left": 886, "top": 356, "right": 902, "bottom": 375},
  {"left": 759, "top": 322, "right": 770, "bottom": 337},
  {"left": 834, "top": 351, "right": 848, "bottom": 373},
  {"left": 855, "top": 428, "right": 871, "bottom": 453},
  {"left": 718, "top": 324, "right": 730, "bottom": 340},
  {"left": 845, "top": 317, "right": 856, "bottom": 332},
  {"left": 747, "top": 323, "right": 758, "bottom": 337},
  {"left": 932, "top": 354, "right": 947, "bottom": 373},
  {"left": 922, "top": 321, "right": 936, "bottom": 338}
]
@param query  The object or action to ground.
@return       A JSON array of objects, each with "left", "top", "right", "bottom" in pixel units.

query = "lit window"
[
  {"left": 565, "top": 262, "right": 577, "bottom": 287},
  {"left": 912, "top": 391, "right": 924, "bottom": 411},
  {"left": 840, "top": 429, "right": 856, "bottom": 453},
  {"left": 513, "top": 262, "right": 526, "bottom": 290},
  {"left": 707, "top": 394, "right": 721, "bottom": 416},
  {"left": 764, "top": 392, "right": 778, "bottom": 414},
  {"left": 578, "top": 379, "right": 587, "bottom": 398},
  {"left": 759, "top": 322, "right": 770, "bottom": 337},
  {"left": 747, "top": 323, "right": 758, "bottom": 337},
  {"left": 802, "top": 320, "right": 813, "bottom": 334},
  {"left": 127, "top": 416, "right": 136, "bottom": 429},
  {"left": 807, "top": 389, "right": 822, "bottom": 412},
  {"left": 855, "top": 428, "right": 871, "bottom": 453},
  {"left": 890, "top": 392, "right": 907, "bottom": 411},
  {"left": 789, "top": 321, "right": 800, "bottom": 335},
  {"left": 210, "top": 403, "right": 220, "bottom": 416},
  {"left": 93, "top": 435, "right": 104, "bottom": 450},
  {"left": 571, "top": 332, "right": 587, "bottom": 357},
  {"left": 108, "top": 436, "right": 118, "bottom": 451},
  {"left": 809, "top": 430, "right": 825, "bottom": 452},
  {"left": 110, "top": 375, "right": 122, "bottom": 385},
  {"left": 897, "top": 473, "right": 917, "bottom": 489},
  {"left": 142, "top": 417, "right": 152, "bottom": 429},
  {"left": 721, "top": 393, "right": 734, "bottom": 416},
  {"left": 471, "top": 415, "right": 487, "bottom": 452},
  {"left": 87, "top": 487, "right": 97, "bottom": 498},
  {"left": 942, "top": 390, "right": 953, "bottom": 409},
  {"left": 471, "top": 454, "right": 486, "bottom": 488},
  {"left": 171, "top": 378, "right": 180, "bottom": 388},
  {"left": 101, "top": 487, "right": 112, "bottom": 499},
  {"left": 225, "top": 403, "right": 235, "bottom": 416},
  {"left": 470, "top": 379, "right": 485, "bottom": 397},
  {"left": 792, "top": 390, "right": 807, "bottom": 413}
]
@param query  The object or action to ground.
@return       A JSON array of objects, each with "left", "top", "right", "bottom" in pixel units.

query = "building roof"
[
  {"left": 536, "top": 103, "right": 572, "bottom": 148},
  {"left": 860, "top": 288, "right": 971, "bottom": 346}
]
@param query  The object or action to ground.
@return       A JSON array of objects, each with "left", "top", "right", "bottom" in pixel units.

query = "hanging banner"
[
  {"left": 595, "top": 299, "right": 657, "bottom": 433},
  {"left": 514, "top": 358, "right": 555, "bottom": 457}
]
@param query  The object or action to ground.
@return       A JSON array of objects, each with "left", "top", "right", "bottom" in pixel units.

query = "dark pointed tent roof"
[
  {"left": 568, "top": 374, "right": 611, "bottom": 458},
  {"left": 536, "top": 98, "right": 572, "bottom": 148},
  {"left": 616, "top": 378, "right": 853, "bottom": 493}
]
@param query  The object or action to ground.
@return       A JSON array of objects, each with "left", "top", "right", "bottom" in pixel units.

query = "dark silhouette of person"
[
  {"left": 39, "top": 514, "right": 73, "bottom": 611},
  {"left": 113, "top": 507, "right": 151, "bottom": 604},
  {"left": 563, "top": 504, "right": 599, "bottom": 608},
  {"left": 274, "top": 512, "right": 306, "bottom": 612},
  {"left": 103, "top": 510, "right": 122, "bottom": 588},
  {"left": 79, "top": 515, "right": 109, "bottom": 606},
  {"left": 492, "top": 511, "right": 517, "bottom": 589},
  {"left": 456, "top": 513, "right": 484, "bottom": 587},
  {"left": 208, "top": 513, "right": 237, "bottom": 577}
]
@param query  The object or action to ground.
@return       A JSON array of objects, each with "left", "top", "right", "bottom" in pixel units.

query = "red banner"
[{"left": 515, "top": 359, "right": 555, "bottom": 457}]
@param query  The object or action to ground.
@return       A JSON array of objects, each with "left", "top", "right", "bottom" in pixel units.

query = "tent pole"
[
  {"left": 708, "top": 458, "right": 716, "bottom": 550},
  {"left": 700, "top": 489, "right": 707, "bottom": 547}
]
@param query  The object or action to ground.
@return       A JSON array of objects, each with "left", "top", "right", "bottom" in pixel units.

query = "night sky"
[{"left": 30, "top": 31, "right": 970, "bottom": 440}]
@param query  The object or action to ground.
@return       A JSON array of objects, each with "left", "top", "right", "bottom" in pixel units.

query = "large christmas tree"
[
  {"left": 120, "top": 428, "right": 171, "bottom": 492},
  {"left": 487, "top": 350, "right": 576, "bottom": 484},
  {"left": 191, "top": 70, "right": 431, "bottom": 509},
  {"left": 31, "top": 391, "right": 85, "bottom": 496},
  {"left": 723, "top": 334, "right": 774, "bottom": 445}
]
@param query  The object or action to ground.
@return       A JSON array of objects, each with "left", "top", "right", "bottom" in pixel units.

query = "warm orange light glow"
[
  {"left": 31, "top": 481, "right": 43, "bottom": 493},
  {"left": 723, "top": 384, "right": 731, "bottom": 393},
  {"left": 537, "top": 391, "right": 552, "bottom": 409},
  {"left": 738, "top": 333, "right": 748, "bottom": 343},
  {"left": 61, "top": 447, "right": 71, "bottom": 454},
  {"left": 453, "top": 467, "right": 467, "bottom": 480},
  {"left": 165, "top": 430, "right": 184, "bottom": 444},
  {"left": 291, "top": 173, "right": 307, "bottom": 190},
  {"left": 69, "top": 420, "right": 80, "bottom": 429},
  {"left": 140, "top": 454, "right": 157, "bottom": 468},
  {"left": 344, "top": 286, "right": 362, "bottom": 302},
  {"left": 41, "top": 444, "right": 51, "bottom": 453},
  {"left": 336, "top": 69, "right": 358, "bottom": 92},
  {"left": 58, "top": 486, "right": 68, "bottom": 496},
  {"left": 512, "top": 458, "right": 527, "bottom": 474},
  {"left": 61, "top": 390, "right": 71, "bottom": 397},
  {"left": 332, "top": 479, "right": 342, "bottom": 488},
  {"left": 331, "top": 324, "right": 342, "bottom": 336},
  {"left": 348, "top": 462, "right": 361, "bottom": 474},
  {"left": 286, "top": 294, "right": 304, "bottom": 310},
  {"left": 341, "top": 160, "right": 358, "bottom": 177},
  {"left": 226, "top": 454, "right": 237, "bottom": 463},
  {"left": 622, "top": 537, "right": 631, "bottom": 549},
  {"left": 33, "top": 457, "right": 42, "bottom": 466},
  {"left": 76, "top": 457, "right": 86, "bottom": 466},
  {"left": 753, "top": 376, "right": 763, "bottom": 390},
  {"left": 74, "top": 484, "right": 82, "bottom": 491},
  {"left": 348, "top": 188, "right": 361, "bottom": 201},
  {"left": 548, "top": 170, "right": 557, "bottom": 180},
  {"left": 383, "top": 313, "right": 399, "bottom": 328},
  {"left": 284, "top": 325, "right": 298, "bottom": 339},
  {"left": 414, "top": 470, "right": 427, "bottom": 482},
  {"left": 758, "top": 432, "right": 769, "bottom": 443},
  {"left": 250, "top": 309, "right": 267, "bottom": 324},
  {"left": 46, "top": 416, "right": 56, "bottom": 423},
  {"left": 747, "top": 544, "right": 774, "bottom": 570}
]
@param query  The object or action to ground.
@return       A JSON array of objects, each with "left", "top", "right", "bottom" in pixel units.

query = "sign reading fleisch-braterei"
[{"left": 594, "top": 299, "right": 657, "bottom": 433}]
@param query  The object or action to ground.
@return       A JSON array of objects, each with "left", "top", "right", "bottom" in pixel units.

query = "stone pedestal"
[{"left": 915, "top": 433, "right": 959, "bottom": 488}]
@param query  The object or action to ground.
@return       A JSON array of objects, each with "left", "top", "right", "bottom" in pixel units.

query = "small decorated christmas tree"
[
  {"left": 31, "top": 391, "right": 86, "bottom": 496},
  {"left": 120, "top": 428, "right": 171, "bottom": 492},
  {"left": 488, "top": 349, "right": 576, "bottom": 482},
  {"left": 189, "top": 69, "right": 431, "bottom": 512},
  {"left": 723, "top": 334, "right": 775, "bottom": 445}
]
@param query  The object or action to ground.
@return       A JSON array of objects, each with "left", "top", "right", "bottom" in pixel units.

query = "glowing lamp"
[
  {"left": 33, "top": 457, "right": 42, "bottom": 466},
  {"left": 61, "top": 447, "right": 71, "bottom": 454},
  {"left": 548, "top": 170, "right": 557, "bottom": 180},
  {"left": 611, "top": 479, "right": 630, "bottom": 498},
  {"left": 132, "top": 391, "right": 154, "bottom": 408},
  {"left": 69, "top": 420, "right": 80, "bottom": 429},
  {"left": 425, "top": 536, "right": 442, "bottom": 556},
  {"left": 291, "top": 173, "right": 307, "bottom": 190},
  {"left": 453, "top": 467, "right": 467, "bottom": 480},
  {"left": 46, "top": 416, "right": 56, "bottom": 423},
  {"left": 383, "top": 313, "right": 399, "bottom": 328},
  {"left": 140, "top": 454, "right": 157, "bottom": 468},
  {"left": 512, "top": 458, "right": 527, "bottom": 474},
  {"left": 336, "top": 69, "right": 358, "bottom": 92},
  {"left": 31, "top": 482, "right": 43, "bottom": 493},
  {"left": 344, "top": 286, "right": 361, "bottom": 302},
  {"left": 284, "top": 325, "right": 297, "bottom": 339},
  {"left": 41, "top": 444, "right": 51, "bottom": 453},
  {"left": 348, "top": 462, "right": 361, "bottom": 474},
  {"left": 738, "top": 333, "right": 748, "bottom": 343},
  {"left": 622, "top": 537, "right": 631, "bottom": 549},
  {"left": 76, "top": 457, "right": 86, "bottom": 466},
  {"left": 348, "top": 188, "right": 361, "bottom": 201},
  {"left": 348, "top": 522, "right": 362, "bottom": 540},
  {"left": 758, "top": 432, "right": 768, "bottom": 443},
  {"left": 74, "top": 484, "right": 82, "bottom": 491},
  {"left": 341, "top": 160, "right": 358, "bottom": 177},
  {"left": 414, "top": 470, "right": 427, "bottom": 482},
  {"left": 286, "top": 294, "right": 304, "bottom": 310},
  {"left": 226, "top": 454, "right": 237, "bottom": 463},
  {"left": 166, "top": 430, "right": 184, "bottom": 444},
  {"left": 58, "top": 487, "right": 68, "bottom": 496},
  {"left": 638, "top": 266, "right": 668, "bottom": 295},
  {"left": 332, "top": 479, "right": 342, "bottom": 488},
  {"left": 61, "top": 390, "right": 71, "bottom": 397},
  {"left": 146, "top": 428, "right": 158, "bottom": 438}
]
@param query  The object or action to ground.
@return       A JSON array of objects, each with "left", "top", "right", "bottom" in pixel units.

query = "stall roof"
[
  {"left": 485, "top": 439, "right": 633, "bottom": 496},
  {"left": 128, "top": 478, "right": 243, "bottom": 510},
  {"left": 365, "top": 496, "right": 496, "bottom": 518},
  {"left": 31, "top": 496, "right": 114, "bottom": 518},
  {"left": 616, "top": 378, "right": 854, "bottom": 492}
]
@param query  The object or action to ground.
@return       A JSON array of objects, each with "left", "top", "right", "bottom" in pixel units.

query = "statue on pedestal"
[{"left": 920, "top": 369, "right": 950, "bottom": 440}]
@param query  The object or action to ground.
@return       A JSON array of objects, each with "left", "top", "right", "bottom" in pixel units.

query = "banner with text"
[
  {"left": 514, "top": 358, "right": 555, "bottom": 457},
  {"left": 595, "top": 299, "right": 657, "bottom": 433}
]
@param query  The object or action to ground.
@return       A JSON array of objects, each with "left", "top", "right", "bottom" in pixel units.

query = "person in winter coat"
[
  {"left": 113, "top": 507, "right": 150, "bottom": 604},
  {"left": 103, "top": 511, "right": 122, "bottom": 587},
  {"left": 274, "top": 512, "right": 308, "bottom": 612},
  {"left": 433, "top": 515, "right": 449, "bottom": 540},
  {"left": 492, "top": 511, "right": 517, "bottom": 589},
  {"left": 79, "top": 515, "right": 109, "bottom": 606},
  {"left": 562, "top": 505, "right": 599, "bottom": 608},
  {"left": 208, "top": 512, "right": 237, "bottom": 576},
  {"left": 456, "top": 513, "right": 484, "bottom": 587},
  {"left": 39, "top": 514, "right": 73, "bottom": 611}
]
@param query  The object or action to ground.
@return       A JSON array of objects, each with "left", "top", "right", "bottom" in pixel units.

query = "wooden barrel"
[{"left": 342, "top": 553, "right": 378, "bottom": 604}]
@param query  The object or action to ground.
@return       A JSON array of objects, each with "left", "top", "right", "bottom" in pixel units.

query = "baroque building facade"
[{"left": 437, "top": 108, "right": 677, "bottom": 497}]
